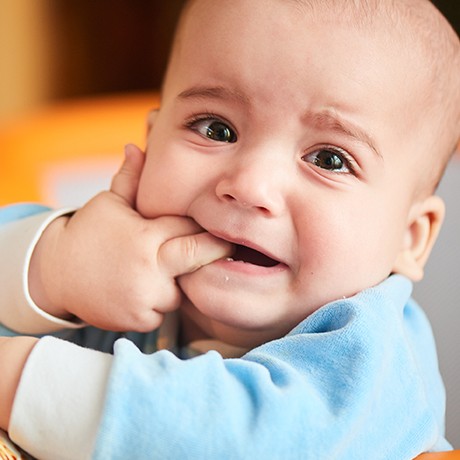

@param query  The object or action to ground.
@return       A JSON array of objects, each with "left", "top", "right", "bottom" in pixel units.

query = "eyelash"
[
  {"left": 185, "top": 114, "right": 238, "bottom": 143},
  {"left": 184, "top": 115, "right": 357, "bottom": 175},
  {"left": 302, "top": 145, "right": 358, "bottom": 176}
]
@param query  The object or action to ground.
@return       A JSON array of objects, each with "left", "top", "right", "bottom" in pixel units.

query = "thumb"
[{"left": 110, "top": 144, "right": 146, "bottom": 207}]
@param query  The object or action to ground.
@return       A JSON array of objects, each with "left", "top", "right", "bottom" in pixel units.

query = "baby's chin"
[{"left": 177, "top": 275, "right": 293, "bottom": 348}]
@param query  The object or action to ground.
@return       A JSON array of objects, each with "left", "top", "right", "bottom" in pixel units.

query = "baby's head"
[
  {"left": 137, "top": 0, "right": 460, "bottom": 347},
  {"left": 167, "top": 0, "right": 460, "bottom": 188}
]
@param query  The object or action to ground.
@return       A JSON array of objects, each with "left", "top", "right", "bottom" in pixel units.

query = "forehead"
[
  {"left": 171, "top": 0, "right": 421, "bottom": 84},
  {"left": 178, "top": 0, "right": 408, "bottom": 44},
  {"left": 166, "top": 0, "right": 424, "bottom": 122}
]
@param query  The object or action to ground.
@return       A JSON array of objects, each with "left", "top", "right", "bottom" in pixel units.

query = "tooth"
[{"left": 226, "top": 257, "right": 235, "bottom": 262}]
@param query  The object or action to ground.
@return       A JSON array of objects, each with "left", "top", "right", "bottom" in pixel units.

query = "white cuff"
[
  {"left": 0, "top": 209, "right": 84, "bottom": 333},
  {"left": 9, "top": 336, "right": 112, "bottom": 460}
]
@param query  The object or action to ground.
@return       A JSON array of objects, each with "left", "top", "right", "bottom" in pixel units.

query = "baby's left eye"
[
  {"left": 302, "top": 148, "right": 352, "bottom": 173},
  {"left": 188, "top": 117, "right": 237, "bottom": 143}
]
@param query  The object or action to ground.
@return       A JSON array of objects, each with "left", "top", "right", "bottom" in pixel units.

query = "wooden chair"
[{"left": 416, "top": 452, "right": 460, "bottom": 459}]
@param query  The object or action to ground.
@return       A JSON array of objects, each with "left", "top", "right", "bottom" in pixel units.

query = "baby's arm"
[
  {"left": 0, "top": 337, "right": 37, "bottom": 432},
  {"left": 0, "top": 336, "right": 110, "bottom": 459},
  {"left": 1, "top": 277, "right": 449, "bottom": 459},
  {"left": 23, "top": 145, "right": 232, "bottom": 332},
  {"left": 0, "top": 205, "right": 85, "bottom": 334}
]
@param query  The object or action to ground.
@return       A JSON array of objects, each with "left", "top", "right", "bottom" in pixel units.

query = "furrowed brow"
[
  {"left": 305, "top": 109, "right": 382, "bottom": 159},
  {"left": 177, "top": 85, "right": 250, "bottom": 106}
]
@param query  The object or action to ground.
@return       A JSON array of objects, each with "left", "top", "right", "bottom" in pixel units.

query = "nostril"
[
  {"left": 221, "top": 193, "right": 271, "bottom": 215},
  {"left": 216, "top": 180, "right": 282, "bottom": 215},
  {"left": 223, "top": 194, "right": 259, "bottom": 209},
  {"left": 222, "top": 193, "right": 237, "bottom": 202}
]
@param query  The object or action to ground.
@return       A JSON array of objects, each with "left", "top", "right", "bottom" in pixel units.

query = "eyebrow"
[
  {"left": 177, "top": 85, "right": 250, "bottom": 106},
  {"left": 305, "top": 109, "right": 382, "bottom": 159},
  {"left": 177, "top": 86, "right": 381, "bottom": 159}
]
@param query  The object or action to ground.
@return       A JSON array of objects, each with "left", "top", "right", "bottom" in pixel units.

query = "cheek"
[
  {"left": 295, "top": 196, "right": 402, "bottom": 287},
  {"left": 137, "top": 138, "right": 207, "bottom": 219},
  {"left": 137, "top": 149, "right": 183, "bottom": 218}
]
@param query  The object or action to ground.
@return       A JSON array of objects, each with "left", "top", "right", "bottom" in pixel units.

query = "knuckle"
[{"left": 181, "top": 236, "right": 201, "bottom": 263}]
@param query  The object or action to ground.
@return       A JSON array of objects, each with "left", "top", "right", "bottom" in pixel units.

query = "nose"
[{"left": 215, "top": 150, "right": 287, "bottom": 216}]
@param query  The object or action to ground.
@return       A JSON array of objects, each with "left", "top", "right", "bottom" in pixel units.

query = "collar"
[{"left": 156, "top": 312, "right": 249, "bottom": 359}]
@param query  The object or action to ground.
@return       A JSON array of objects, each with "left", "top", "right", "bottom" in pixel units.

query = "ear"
[
  {"left": 146, "top": 109, "right": 159, "bottom": 134},
  {"left": 392, "top": 195, "right": 445, "bottom": 281}
]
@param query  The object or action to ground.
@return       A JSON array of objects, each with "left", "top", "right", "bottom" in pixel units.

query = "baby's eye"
[
  {"left": 302, "top": 148, "right": 352, "bottom": 174},
  {"left": 188, "top": 117, "right": 237, "bottom": 143}
]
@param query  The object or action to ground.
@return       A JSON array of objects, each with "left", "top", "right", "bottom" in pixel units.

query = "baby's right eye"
[{"left": 188, "top": 117, "right": 237, "bottom": 143}]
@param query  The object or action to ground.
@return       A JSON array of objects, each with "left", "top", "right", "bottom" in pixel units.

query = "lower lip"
[{"left": 212, "top": 258, "right": 289, "bottom": 276}]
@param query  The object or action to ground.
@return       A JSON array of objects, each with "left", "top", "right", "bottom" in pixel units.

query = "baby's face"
[{"left": 137, "top": 0, "right": 439, "bottom": 346}]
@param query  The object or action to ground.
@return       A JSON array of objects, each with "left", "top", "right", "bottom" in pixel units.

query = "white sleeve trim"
[
  {"left": 0, "top": 209, "right": 85, "bottom": 333},
  {"left": 9, "top": 336, "right": 112, "bottom": 460}
]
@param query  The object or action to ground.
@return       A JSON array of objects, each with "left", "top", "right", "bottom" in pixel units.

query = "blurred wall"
[
  {"left": 0, "top": 0, "right": 55, "bottom": 121},
  {"left": 0, "top": 0, "right": 184, "bottom": 122},
  {"left": 414, "top": 157, "right": 460, "bottom": 449}
]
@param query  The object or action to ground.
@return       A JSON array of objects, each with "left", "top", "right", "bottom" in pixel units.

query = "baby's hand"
[{"left": 29, "top": 145, "right": 232, "bottom": 332}]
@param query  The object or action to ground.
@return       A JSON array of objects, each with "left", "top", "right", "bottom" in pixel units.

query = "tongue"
[{"left": 233, "top": 245, "right": 279, "bottom": 267}]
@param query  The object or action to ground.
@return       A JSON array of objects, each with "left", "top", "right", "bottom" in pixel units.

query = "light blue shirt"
[{"left": 0, "top": 204, "right": 452, "bottom": 459}]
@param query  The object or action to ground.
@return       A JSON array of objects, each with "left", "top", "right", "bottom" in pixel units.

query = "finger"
[
  {"left": 122, "top": 284, "right": 183, "bottom": 333},
  {"left": 159, "top": 232, "right": 234, "bottom": 276},
  {"left": 150, "top": 284, "right": 184, "bottom": 315},
  {"left": 152, "top": 215, "right": 205, "bottom": 240},
  {"left": 110, "top": 144, "right": 145, "bottom": 207}
]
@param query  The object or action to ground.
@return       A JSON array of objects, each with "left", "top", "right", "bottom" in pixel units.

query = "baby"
[{"left": 0, "top": 0, "right": 459, "bottom": 458}]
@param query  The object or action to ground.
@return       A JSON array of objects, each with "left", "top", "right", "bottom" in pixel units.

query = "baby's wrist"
[{"left": 28, "top": 216, "right": 71, "bottom": 319}]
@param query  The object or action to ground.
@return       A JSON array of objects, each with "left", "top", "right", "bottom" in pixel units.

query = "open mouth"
[{"left": 230, "top": 244, "right": 280, "bottom": 267}]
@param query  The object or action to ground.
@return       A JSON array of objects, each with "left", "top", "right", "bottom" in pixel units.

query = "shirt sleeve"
[
  {"left": 9, "top": 336, "right": 112, "bottom": 460},
  {"left": 0, "top": 204, "right": 84, "bottom": 334},
  {"left": 7, "top": 276, "right": 452, "bottom": 460}
]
